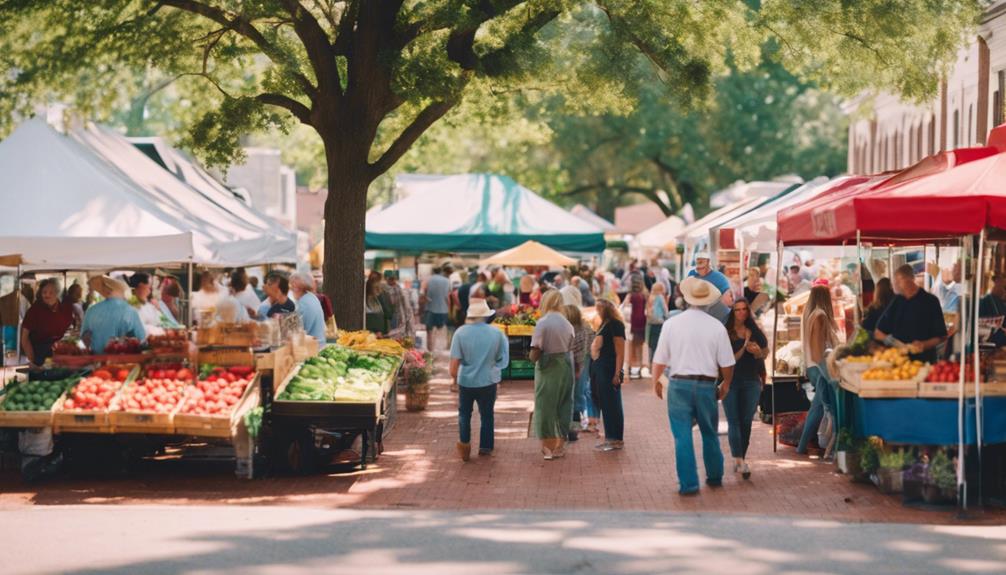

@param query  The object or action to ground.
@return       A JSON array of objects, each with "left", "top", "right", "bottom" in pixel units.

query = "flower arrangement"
[
  {"left": 403, "top": 349, "right": 433, "bottom": 389},
  {"left": 494, "top": 304, "right": 541, "bottom": 326}
]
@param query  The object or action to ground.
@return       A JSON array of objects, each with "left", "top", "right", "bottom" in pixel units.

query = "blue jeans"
[
  {"left": 574, "top": 357, "right": 598, "bottom": 420},
  {"left": 797, "top": 365, "right": 835, "bottom": 454},
  {"left": 591, "top": 358, "right": 623, "bottom": 441},
  {"left": 723, "top": 378, "right": 762, "bottom": 458},
  {"left": 458, "top": 384, "right": 497, "bottom": 450},
  {"left": 667, "top": 378, "right": 724, "bottom": 493}
]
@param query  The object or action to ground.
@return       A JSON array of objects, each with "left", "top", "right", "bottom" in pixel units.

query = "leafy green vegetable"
[{"left": 277, "top": 345, "right": 399, "bottom": 403}]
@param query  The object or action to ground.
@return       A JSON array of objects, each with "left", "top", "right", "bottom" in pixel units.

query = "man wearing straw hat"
[
  {"left": 449, "top": 298, "right": 509, "bottom": 461},
  {"left": 651, "top": 277, "right": 735, "bottom": 496}
]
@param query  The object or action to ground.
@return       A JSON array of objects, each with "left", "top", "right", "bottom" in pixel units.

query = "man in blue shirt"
[
  {"left": 687, "top": 251, "right": 731, "bottom": 296},
  {"left": 423, "top": 265, "right": 452, "bottom": 350},
  {"left": 290, "top": 272, "right": 327, "bottom": 348},
  {"left": 81, "top": 277, "right": 146, "bottom": 353},
  {"left": 449, "top": 298, "right": 509, "bottom": 460}
]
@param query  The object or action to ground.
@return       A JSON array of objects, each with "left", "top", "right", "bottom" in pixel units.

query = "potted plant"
[
  {"left": 874, "top": 448, "right": 911, "bottom": 494},
  {"left": 860, "top": 436, "right": 882, "bottom": 479},
  {"left": 923, "top": 449, "right": 957, "bottom": 505},
  {"left": 403, "top": 349, "right": 433, "bottom": 412},
  {"left": 835, "top": 429, "right": 863, "bottom": 477}
]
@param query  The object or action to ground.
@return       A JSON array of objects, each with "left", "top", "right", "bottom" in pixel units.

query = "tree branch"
[
  {"left": 278, "top": 0, "right": 342, "bottom": 97},
  {"left": 157, "top": 0, "right": 317, "bottom": 98},
  {"left": 256, "top": 93, "right": 312, "bottom": 123},
  {"left": 369, "top": 98, "right": 459, "bottom": 177}
]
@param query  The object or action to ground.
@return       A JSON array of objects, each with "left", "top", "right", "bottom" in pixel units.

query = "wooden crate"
[
  {"left": 0, "top": 392, "right": 63, "bottom": 428},
  {"left": 857, "top": 379, "right": 918, "bottom": 398},
  {"left": 292, "top": 337, "right": 319, "bottom": 362},
  {"left": 173, "top": 373, "right": 260, "bottom": 438},
  {"left": 917, "top": 381, "right": 1006, "bottom": 398},
  {"left": 108, "top": 374, "right": 186, "bottom": 434},
  {"left": 198, "top": 347, "right": 255, "bottom": 367},
  {"left": 196, "top": 323, "right": 257, "bottom": 347},
  {"left": 507, "top": 324, "right": 535, "bottom": 336},
  {"left": 51, "top": 368, "right": 137, "bottom": 434}
]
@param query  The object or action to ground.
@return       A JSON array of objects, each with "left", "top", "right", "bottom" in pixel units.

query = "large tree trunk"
[{"left": 321, "top": 143, "right": 371, "bottom": 331}]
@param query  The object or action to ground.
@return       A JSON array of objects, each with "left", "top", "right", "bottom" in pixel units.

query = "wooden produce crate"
[
  {"left": 291, "top": 337, "right": 320, "bottom": 362},
  {"left": 857, "top": 380, "right": 919, "bottom": 398},
  {"left": 0, "top": 391, "right": 63, "bottom": 428},
  {"left": 507, "top": 324, "right": 535, "bottom": 336},
  {"left": 174, "top": 373, "right": 260, "bottom": 438},
  {"left": 52, "top": 368, "right": 137, "bottom": 434},
  {"left": 917, "top": 381, "right": 1006, "bottom": 398},
  {"left": 199, "top": 347, "right": 255, "bottom": 368},
  {"left": 196, "top": 323, "right": 257, "bottom": 347},
  {"left": 108, "top": 370, "right": 187, "bottom": 434}
]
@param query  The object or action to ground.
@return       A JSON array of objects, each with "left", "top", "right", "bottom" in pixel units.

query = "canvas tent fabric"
[
  {"left": 481, "top": 240, "right": 578, "bottom": 267},
  {"left": 676, "top": 197, "right": 763, "bottom": 261},
  {"left": 633, "top": 215, "right": 687, "bottom": 250},
  {"left": 570, "top": 204, "right": 616, "bottom": 232},
  {"left": 366, "top": 174, "right": 605, "bottom": 253},
  {"left": 0, "top": 118, "right": 296, "bottom": 269},
  {"left": 778, "top": 138, "right": 1006, "bottom": 246},
  {"left": 711, "top": 176, "right": 832, "bottom": 252}
]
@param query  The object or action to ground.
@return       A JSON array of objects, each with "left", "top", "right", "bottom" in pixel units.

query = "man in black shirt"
[{"left": 874, "top": 264, "right": 947, "bottom": 362}]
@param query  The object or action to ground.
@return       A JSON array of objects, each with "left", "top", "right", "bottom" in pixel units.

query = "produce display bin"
[
  {"left": 507, "top": 324, "right": 535, "bottom": 336},
  {"left": 52, "top": 368, "right": 138, "bottom": 434},
  {"left": 0, "top": 368, "right": 86, "bottom": 428},
  {"left": 174, "top": 373, "right": 260, "bottom": 438}
]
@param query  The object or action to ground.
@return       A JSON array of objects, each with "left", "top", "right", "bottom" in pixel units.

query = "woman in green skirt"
[{"left": 529, "top": 290, "right": 575, "bottom": 460}]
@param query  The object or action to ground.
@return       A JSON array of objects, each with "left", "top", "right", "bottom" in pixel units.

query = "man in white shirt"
[{"left": 651, "top": 277, "right": 736, "bottom": 496}]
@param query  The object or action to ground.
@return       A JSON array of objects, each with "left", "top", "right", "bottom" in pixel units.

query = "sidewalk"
[{"left": 1, "top": 360, "right": 1003, "bottom": 525}]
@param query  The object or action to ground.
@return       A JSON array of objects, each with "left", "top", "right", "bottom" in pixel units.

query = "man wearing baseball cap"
[
  {"left": 687, "top": 250, "right": 731, "bottom": 296},
  {"left": 651, "top": 277, "right": 736, "bottom": 496},
  {"left": 449, "top": 298, "right": 509, "bottom": 461}
]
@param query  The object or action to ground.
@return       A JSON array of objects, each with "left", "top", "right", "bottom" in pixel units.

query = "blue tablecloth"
[{"left": 846, "top": 393, "right": 1006, "bottom": 445}]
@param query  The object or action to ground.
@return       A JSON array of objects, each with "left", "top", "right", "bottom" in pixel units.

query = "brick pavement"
[{"left": 1, "top": 366, "right": 1003, "bottom": 525}]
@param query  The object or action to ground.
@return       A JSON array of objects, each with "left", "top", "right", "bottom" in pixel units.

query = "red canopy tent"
[{"left": 777, "top": 144, "right": 1001, "bottom": 245}]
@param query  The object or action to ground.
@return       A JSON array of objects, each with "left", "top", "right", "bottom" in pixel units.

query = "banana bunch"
[
  {"left": 336, "top": 330, "right": 404, "bottom": 356},
  {"left": 338, "top": 330, "right": 376, "bottom": 347}
]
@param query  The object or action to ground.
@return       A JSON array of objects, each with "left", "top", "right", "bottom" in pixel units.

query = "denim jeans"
[
  {"left": 797, "top": 365, "right": 835, "bottom": 454},
  {"left": 667, "top": 378, "right": 724, "bottom": 493},
  {"left": 574, "top": 356, "right": 598, "bottom": 420},
  {"left": 458, "top": 384, "right": 497, "bottom": 450},
  {"left": 723, "top": 378, "right": 762, "bottom": 458},
  {"left": 591, "top": 358, "right": 623, "bottom": 441}
]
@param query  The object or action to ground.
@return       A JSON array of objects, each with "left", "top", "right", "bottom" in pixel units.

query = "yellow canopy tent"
[{"left": 481, "top": 240, "right": 577, "bottom": 267}]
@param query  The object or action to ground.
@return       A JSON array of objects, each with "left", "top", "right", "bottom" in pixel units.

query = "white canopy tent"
[
  {"left": 676, "top": 197, "right": 763, "bottom": 266},
  {"left": 713, "top": 176, "right": 833, "bottom": 253},
  {"left": 0, "top": 118, "right": 296, "bottom": 270},
  {"left": 632, "top": 215, "right": 687, "bottom": 256}
]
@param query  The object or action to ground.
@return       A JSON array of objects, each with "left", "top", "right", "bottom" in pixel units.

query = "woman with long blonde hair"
[
  {"left": 797, "top": 285, "right": 840, "bottom": 455},
  {"left": 529, "top": 290, "right": 576, "bottom": 459}
]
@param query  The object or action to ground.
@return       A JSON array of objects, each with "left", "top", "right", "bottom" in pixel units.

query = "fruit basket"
[
  {"left": 0, "top": 370, "right": 84, "bottom": 428},
  {"left": 174, "top": 365, "right": 258, "bottom": 438},
  {"left": 109, "top": 365, "right": 194, "bottom": 434},
  {"left": 53, "top": 367, "right": 136, "bottom": 433}
]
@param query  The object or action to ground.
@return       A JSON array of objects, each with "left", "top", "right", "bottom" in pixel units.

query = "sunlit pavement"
[{"left": 3, "top": 505, "right": 1006, "bottom": 575}]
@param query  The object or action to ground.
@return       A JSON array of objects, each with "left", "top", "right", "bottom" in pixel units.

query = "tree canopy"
[{"left": 0, "top": 0, "right": 983, "bottom": 327}]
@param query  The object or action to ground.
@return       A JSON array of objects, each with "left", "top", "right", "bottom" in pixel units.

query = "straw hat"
[
  {"left": 679, "top": 277, "right": 720, "bottom": 307},
  {"left": 467, "top": 298, "right": 495, "bottom": 319}
]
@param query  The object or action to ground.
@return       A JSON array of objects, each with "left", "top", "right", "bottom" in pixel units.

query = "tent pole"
[
  {"left": 974, "top": 229, "right": 985, "bottom": 505},
  {"left": 855, "top": 232, "right": 863, "bottom": 332},
  {"left": 957, "top": 235, "right": 968, "bottom": 512},
  {"left": 187, "top": 261, "right": 194, "bottom": 327},
  {"left": 15, "top": 264, "right": 22, "bottom": 365},
  {"left": 771, "top": 241, "right": 784, "bottom": 453}
]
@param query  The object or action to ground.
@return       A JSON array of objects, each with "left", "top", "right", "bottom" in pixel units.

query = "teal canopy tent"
[{"left": 366, "top": 173, "right": 606, "bottom": 253}]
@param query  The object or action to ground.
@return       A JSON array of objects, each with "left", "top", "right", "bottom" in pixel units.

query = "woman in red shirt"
[{"left": 22, "top": 278, "right": 74, "bottom": 366}]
